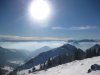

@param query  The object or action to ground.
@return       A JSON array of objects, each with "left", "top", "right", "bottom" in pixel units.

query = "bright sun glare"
[{"left": 29, "top": 0, "right": 51, "bottom": 21}]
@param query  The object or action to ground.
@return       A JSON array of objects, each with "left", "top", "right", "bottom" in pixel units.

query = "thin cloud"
[
  {"left": 0, "top": 35, "right": 70, "bottom": 41},
  {"left": 51, "top": 26, "right": 66, "bottom": 30},
  {"left": 70, "top": 26, "right": 97, "bottom": 30}
]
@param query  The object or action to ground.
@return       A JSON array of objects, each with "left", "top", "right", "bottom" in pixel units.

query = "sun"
[{"left": 29, "top": 0, "right": 51, "bottom": 21}]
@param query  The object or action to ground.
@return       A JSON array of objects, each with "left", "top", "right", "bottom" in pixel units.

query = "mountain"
[
  {"left": 89, "top": 44, "right": 100, "bottom": 49},
  {"left": 29, "top": 46, "right": 51, "bottom": 58},
  {"left": 0, "top": 46, "right": 29, "bottom": 68},
  {"left": 10, "top": 44, "right": 85, "bottom": 73},
  {"left": 18, "top": 56, "right": 100, "bottom": 75},
  {"left": 25, "top": 44, "right": 78, "bottom": 67},
  {"left": 68, "top": 39, "right": 100, "bottom": 43},
  {"left": 86, "top": 44, "right": 100, "bottom": 58},
  {"left": 9, "top": 44, "right": 100, "bottom": 75}
]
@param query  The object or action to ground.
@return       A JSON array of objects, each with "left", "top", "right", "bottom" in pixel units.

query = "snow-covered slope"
[{"left": 18, "top": 56, "right": 100, "bottom": 75}]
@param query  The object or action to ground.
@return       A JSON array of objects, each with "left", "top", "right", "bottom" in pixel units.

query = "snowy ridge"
[
  {"left": 18, "top": 56, "right": 100, "bottom": 75},
  {"left": 8, "top": 44, "right": 100, "bottom": 75},
  {"left": 23, "top": 44, "right": 78, "bottom": 68}
]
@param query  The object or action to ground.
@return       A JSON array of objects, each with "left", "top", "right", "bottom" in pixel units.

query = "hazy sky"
[{"left": 0, "top": 0, "right": 100, "bottom": 40}]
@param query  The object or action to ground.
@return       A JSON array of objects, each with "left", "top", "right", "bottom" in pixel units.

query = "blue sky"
[{"left": 0, "top": 0, "right": 100, "bottom": 40}]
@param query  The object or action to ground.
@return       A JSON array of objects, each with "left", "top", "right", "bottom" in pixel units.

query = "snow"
[
  {"left": 2, "top": 66, "right": 13, "bottom": 71},
  {"left": 18, "top": 56, "right": 100, "bottom": 75},
  {"left": 2, "top": 66, "right": 13, "bottom": 75}
]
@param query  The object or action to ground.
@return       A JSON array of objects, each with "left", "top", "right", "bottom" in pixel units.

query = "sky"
[{"left": 0, "top": 0, "right": 100, "bottom": 40}]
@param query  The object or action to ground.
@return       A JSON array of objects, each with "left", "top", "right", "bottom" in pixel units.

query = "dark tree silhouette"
[
  {"left": 47, "top": 58, "right": 52, "bottom": 68},
  {"left": 32, "top": 66, "right": 36, "bottom": 72}
]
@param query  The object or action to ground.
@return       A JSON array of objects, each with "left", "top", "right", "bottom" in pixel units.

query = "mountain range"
[
  {"left": 68, "top": 39, "right": 100, "bottom": 44},
  {"left": 0, "top": 46, "right": 29, "bottom": 68},
  {"left": 10, "top": 44, "right": 86, "bottom": 74},
  {"left": 2, "top": 44, "right": 100, "bottom": 75}
]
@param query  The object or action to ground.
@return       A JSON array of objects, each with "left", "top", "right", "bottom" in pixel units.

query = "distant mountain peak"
[
  {"left": 92, "top": 44, "right": 100, "bottom": 48},
  {"left": 0, "top": 46, "right": 3, "bottom": 49},
  {"left": 29, "top": 46, "right": 51, "bottom": 59},
  {"left": 62, "top": 44, "right": 75, "bottom": 47},
  {"left": 40, "top": 46, "right": 50, "bottom": 49},
  {"left": 61, "top": 44, "right": 77, "bottom": 50},
  {"left": 94, "top": 44, "right": 100, "bottom": 47},
  {"left": 89, "top": 44, "right": 100, "bottom": 49},
  {"left": 35, "top": 46, "right": 51, "bottom": 51}
]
